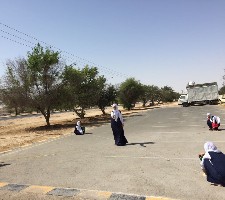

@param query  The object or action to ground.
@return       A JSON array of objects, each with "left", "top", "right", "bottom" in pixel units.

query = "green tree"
[
  {"left": 139, "top": 84, "right": 150, "bottom": 107},
  {"left": 62, "top": 65, "right": 106, "bottom": 118},
  {"left": 27, "top": 43, "right": 63, "bottom": 126},
  {"left": 160, "top": 86, "right": 177, "bottom": 102},
  {"left": 97, "top": 84, "right": 117, "bottom": 114},
  {"left": 119, "top": 78, "right": 143, "bottom": 110},
  {"left": 0, "top": 58, "right": 30, "bottom": 115},
  {"left": 219, "top": 86, "right": 225, "bottom": 95},
  {"left": 148, "top": 85, "right": 161, "bottom": 106}
]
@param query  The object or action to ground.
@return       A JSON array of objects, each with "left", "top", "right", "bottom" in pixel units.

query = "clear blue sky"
[{"left": 0, "top": 0, "right": 225, "bottom": 93}]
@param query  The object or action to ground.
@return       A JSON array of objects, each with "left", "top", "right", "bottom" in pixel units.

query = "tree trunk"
[
  {"left": 142, "top": 100, "right": 146, "bottom": 107},
  {"left": 15, "top": 107, "right": 18, "bottom": 116},
  {"left": 74, "top": 107, "right": 85, "bottom": 119},
  {"left": 38, "top": 107, "right": 51, "bottom": 127},
  {"left": 151, "top": 98, "right": 155, "bottom": 106},
  {"left": 45, "top": 108, "right": 51, "bottom": 127},
  {"left": 80, "top": 108, "right": 85, "bottom": 119},
  {"left": 127, "top": 104, "right": 131, "bottom": 110},
  {"left": 44, "top": 115, "right": 50, "bottom": 127},
  {"left": 101, "top": 108, "right": 106, "bottom": 115}
]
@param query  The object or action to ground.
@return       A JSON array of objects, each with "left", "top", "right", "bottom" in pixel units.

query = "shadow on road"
[
  {"left": 84, "top": 132, "right": 93, "bottom": 135},
  {"left": 0, "top": 162, "right": 10, "bottom": 168},
  {"left": 126, "top": 142, "right": 155, "bottom": 147},
  {"left": 208, "top": 129, "right": 225, "bottom": 131}
]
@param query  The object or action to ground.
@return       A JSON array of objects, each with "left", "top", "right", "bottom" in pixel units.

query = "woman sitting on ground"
[
  {"left": 74, "top": 121, "right": 85, "bottom": 135},
  {"left": 199, "top": 141, "right": 225, "bottom": 186}
]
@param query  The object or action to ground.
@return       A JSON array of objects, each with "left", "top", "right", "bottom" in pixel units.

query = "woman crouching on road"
[
  {"left": 111, "top": 103, "right": 128, "bottom": 146},
  {"left": 199, "top": 141, "right": 225, "bottom": 186},
  {"left": 207, "top": 113, "right": 220, "bottom": 131}
]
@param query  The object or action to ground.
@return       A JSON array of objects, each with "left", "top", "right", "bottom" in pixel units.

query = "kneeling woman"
[
  {"left": 111, "top": 104, "right": 128, "bottom": 146},
  {"left": 200, "top": 142, "right": 225, "bottom": 186}
]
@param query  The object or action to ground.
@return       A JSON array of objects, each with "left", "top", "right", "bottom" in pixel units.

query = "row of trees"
[
  {"left": 0, "top": 44, "right": 179, "bottom": 127},
  {"left": 219, "top": 86, "right": 225, "bottom": 95}
]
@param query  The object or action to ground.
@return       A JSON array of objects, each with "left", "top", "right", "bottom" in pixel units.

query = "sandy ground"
[{"left": 0, "top": 102, "right": 177, "bottom": 153}]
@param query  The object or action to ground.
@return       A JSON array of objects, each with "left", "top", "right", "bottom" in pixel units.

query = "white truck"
[{"left": 178, "top": 82, "right": 219, "bottom": 107}]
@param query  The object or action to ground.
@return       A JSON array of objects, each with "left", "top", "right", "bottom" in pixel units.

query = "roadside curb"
[{"left": 0, "top": 182, "right": 178, "bottom": 200}]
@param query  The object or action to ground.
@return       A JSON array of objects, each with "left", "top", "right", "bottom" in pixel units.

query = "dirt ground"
[{"left": 0, "top": 103, "right": 177, "bottom": 153}]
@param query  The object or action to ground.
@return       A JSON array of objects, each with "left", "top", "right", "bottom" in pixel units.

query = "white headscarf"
[
  {"left": 212, "top": 116, "right": 220, "bottom": 124},
  {"left": 112, "top": 103, "right": 118, "bottom": 110},
  {"left": 204, "top": 141, "right": 220, "bottom": 153},
  {"left": 77, "top": 121, "right": 81, "bottom": 126},
  {"left": 111, "top": 103, "right": 123, "bottom": 123},
  {"left": 200, "top": 142, "right": 221, "bottom": 169}
]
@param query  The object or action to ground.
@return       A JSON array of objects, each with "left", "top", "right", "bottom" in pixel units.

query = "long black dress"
[
  {"left": 204, "top": 151, "right": 225, "bottom": 186},
  {"left": 111, "top": 114, "right": 128, "bottom": 146}
]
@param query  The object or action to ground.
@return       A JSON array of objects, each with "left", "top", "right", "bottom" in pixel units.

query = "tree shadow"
[
  {"left": 132, "top": 106, "right": 161, "bottom": 110},
  {"left": 25, "top": 115, "right": 111, "bottom": 132},
  {"left": 26, "top": 112, "right": 145, "bottom": 132},
  {"left": 123, "top": 114, "right": 143, "bottom": 120},
  {"left": 25, "top": 105, "right": 162, "bottom": 133},
  {"left": 0, "top": 162, "right": 10, "bottom": 168},
  {"left": 126, "top": 142, "right": 155, "bottom": 147}
]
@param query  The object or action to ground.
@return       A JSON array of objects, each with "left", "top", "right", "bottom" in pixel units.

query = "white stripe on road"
[
  {"left": 153, "top": 132, "right": 180, "bottom": 134},
  {"left": 153, "top": 125, "right": 201, "bottom": 127},
  {"left": 159, "top": 141, "right": 225, "bottom": 143},
  {"left": 151, "top": 126, "right": 168, "bottom": 128},
  {"left": 105, "top": 155, "right": 197, "bottom": 161}
]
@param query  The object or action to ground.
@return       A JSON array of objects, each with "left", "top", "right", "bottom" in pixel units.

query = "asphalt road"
[{"left": 1, "top": 105, "right": 225, "bottom": 200}]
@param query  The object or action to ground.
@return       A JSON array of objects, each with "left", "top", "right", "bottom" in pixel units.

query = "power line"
[
  {"left": 0, "top": 22, "right": 130, "bottom": 79},
  {"left": 0, "top": 32, "right": 125, "bottom": 80},
  {"left": 0, "top": 29, "right": 35, "bottom": 46},
  {"left": 0, "top": 34, "right": 32, "bottom": 48}
]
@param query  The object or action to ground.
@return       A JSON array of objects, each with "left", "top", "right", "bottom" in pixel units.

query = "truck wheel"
[{"left": 183, "top": 102, "right": 189, "bottom": 107}]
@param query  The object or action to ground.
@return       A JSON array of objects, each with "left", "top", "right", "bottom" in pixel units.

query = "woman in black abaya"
[
  {"left": 200, "top": 142, "right": 225, "bottom": 186},
  {"left": 111, "top": 104, "right": 128, "bottom": 146}
]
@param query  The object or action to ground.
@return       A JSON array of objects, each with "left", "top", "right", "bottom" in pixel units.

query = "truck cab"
[
  {"left": 178, "top": 94, "right": 188, "bottom": 106},
  {"left": 219, "top": 94, "right": 225, "bottom": 104}
]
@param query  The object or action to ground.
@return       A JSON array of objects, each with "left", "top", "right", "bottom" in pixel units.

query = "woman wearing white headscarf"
[
  {"left": 111, "top": 103, "right": 128, "bottom": 146},
  {"left": 74, "top": 121, "right": 85, "bottom": 135},
  {"left": 200, "top": 142, "right": 225, "bottom": 186}
]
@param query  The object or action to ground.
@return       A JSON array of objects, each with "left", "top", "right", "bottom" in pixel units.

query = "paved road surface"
[{"left": 0, "top": 105, "right": 225, "bottom": 200}]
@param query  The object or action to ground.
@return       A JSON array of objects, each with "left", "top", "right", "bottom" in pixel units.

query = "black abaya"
[{"left": 111, "top": 117, "right": 128, "bottom": 146}]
